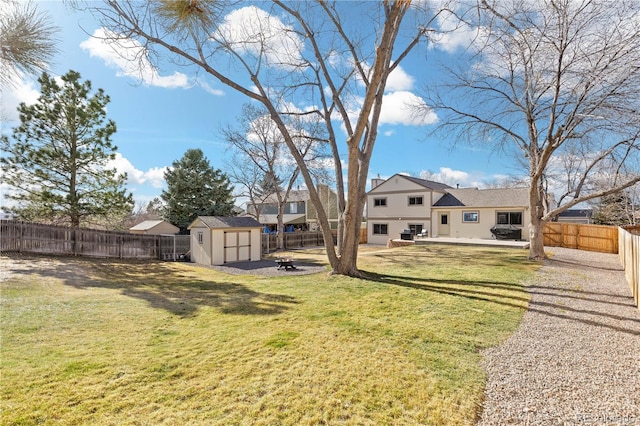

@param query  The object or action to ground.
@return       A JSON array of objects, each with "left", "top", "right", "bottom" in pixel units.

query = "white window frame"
[{"left": 463, "top": 211, "right": 479, "bottom": 223}]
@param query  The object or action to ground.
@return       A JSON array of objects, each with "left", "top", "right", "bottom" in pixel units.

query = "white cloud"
[
  {"left": 429, "top": 7, "right": 484, "bottom": 54},
  {"left": 214, "top": 6, "right": 305, "bottom": 70},
  {"left": 387, "top": 65, "right": 415, "bottom": 91},
  {"left": 80, "top": 28, "right": 190, "bottom": 88},
  {"left": 0, "top": 78, "right": 40, "bottom": 123},
  {"left": 419, "top": 167, "right": 484, "bottom": 187},
  {"left": 197, "top": 80, "right": 225, "bottom": 96},
  {"left": 379, "top": 91, "right": 438, "bottom": 126},
  {"left": 108, "top": 153, "right": 166, "bottom": 189}
]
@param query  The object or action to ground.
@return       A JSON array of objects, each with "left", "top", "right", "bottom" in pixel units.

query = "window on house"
[
  {"left": 290, "top": 202, "right": 298, "bottom": 214},
  {"left": 374, "top": 198, "right": 387, "bottom": 207},
  {"left": 408, "top": 196, "right": 423, "bottom": 205},
  {"left": 197, "top": 231, "right": 203, "bottom": 244},
  {"left": 497, "top": 211, "right": 523, "bottom": 225},
  {"left": 373, "top": 223, "right": 388, "bottom": 235},
  {"left": 441, "top": 215, "right": 448, "bottom": 225},
  {"left": 463, "top": 211, "right": 479, "bottom": 223}
]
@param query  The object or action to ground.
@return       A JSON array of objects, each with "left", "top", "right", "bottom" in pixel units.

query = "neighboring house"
[
  {"left": 555, "top": 209, "right": 593, "bottom": 224},
  {"left": 247, "top": 184, "right": 339, "bottom": 232},
  {"left": 366, "top": 174, "right": 531, "bottom": 244},
  {"left": 187, "top": 216, "right": 262, "bottom": 266},
  {"left": 366, "top": 174, "right": 453, "bottom": 245},
  {"left": 129, "top": 220, "right": 179, "bottom": 235}
]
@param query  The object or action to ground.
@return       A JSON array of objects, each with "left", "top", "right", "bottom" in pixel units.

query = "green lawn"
[{"left": 1, "top": 244, "right": 538, "bottom": 425}]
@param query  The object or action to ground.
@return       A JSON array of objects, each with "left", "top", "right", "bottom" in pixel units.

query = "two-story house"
[
  {"left": 366, "top": 174, "right": 531, "bottom": 244},
  {"left": 366, "top": 174, "right": 452, "bottom": 245}
]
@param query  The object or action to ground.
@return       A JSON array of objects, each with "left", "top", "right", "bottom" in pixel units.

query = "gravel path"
[{"left": 477, "top": 247, "right": 640, "bottom": 425}]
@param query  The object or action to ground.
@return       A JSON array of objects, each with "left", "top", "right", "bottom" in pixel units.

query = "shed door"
[{"left": 224, "top": 231, "right": 252, "bottom": 263}]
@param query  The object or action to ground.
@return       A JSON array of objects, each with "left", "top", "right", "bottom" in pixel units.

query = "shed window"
[
  {"left": 408, "top": 196, "right": 423, "bottom": 205},
  {"left": 374, "top": 198, "right": 387, "bottom": 207},
  {"left": 497, "top": 211, "right": 523, "bottom": 225},
  {"left": 197, "top": 231, "right": 203, "bottom": 244},
  {"left": 373, "top": 223, "right": 388, "bottom": 235}
]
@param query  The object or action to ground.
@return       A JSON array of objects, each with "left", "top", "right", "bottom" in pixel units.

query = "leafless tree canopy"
[
  {"left": 222, "top": 103, "right": 330, "bottom": 249},
  {"left": 86, "top": 0, "right": 440, "bottom": 275},
  {"left": 424, "top": 0, "right": 640, "bottom": 259}
]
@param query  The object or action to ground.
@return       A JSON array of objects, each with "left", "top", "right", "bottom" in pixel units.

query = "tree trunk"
[
  {"left": 276, "top": 204, "right": 285, "bottom": 250},
  {"left": 528, "top": 184, "right": 546, "bottom": 260}
]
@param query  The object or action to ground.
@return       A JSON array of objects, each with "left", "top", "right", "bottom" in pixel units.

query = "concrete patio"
[{"left": 408, "top": 237, "right": 530, "bottom": 249}]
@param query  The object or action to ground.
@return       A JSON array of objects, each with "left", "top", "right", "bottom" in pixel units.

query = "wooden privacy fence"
[
  {"left": 543, "top": 222, "right": 619, "bottom": 254},
  {"left": 262, "top": 231, "right": 326, "bottom": 253},
  {"left": 261, "top": 228, "right": 367, "bottom": 253},
  {"left": 0, "top": 220, "right": 189, "bottom": 260},
  {"left": 619, "top": 226, "right": 640, "bottom": 311}
]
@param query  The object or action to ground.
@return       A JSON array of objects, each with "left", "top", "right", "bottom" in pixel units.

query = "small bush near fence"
[{"left": 0, "top": 220, "right": 189, "bottom": 260}]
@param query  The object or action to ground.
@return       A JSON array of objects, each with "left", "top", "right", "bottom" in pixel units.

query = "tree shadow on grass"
[
  {"left": 361, "top": 270, "right": 640, "bottom": 337},
  {"left": 1, "top": 254, "right": 299, "bottom": 317}
]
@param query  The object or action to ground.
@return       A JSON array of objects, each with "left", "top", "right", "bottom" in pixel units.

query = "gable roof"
[
  {"left": 433, "top": 187, "right": 529, "bottom": 208},
  {"left": 402, "top": 175, "right": 454, "bottom": 192},
  {"left": 368, "top": 174, "right": 453, "bottom": 193},
  {"left": 129, "top": 220, "right": 177, "bottom": 231},
  {"left": 188, "top": 216, "right": 262, "bottom": 229},
  {"left": 257, "top": 189, "right": 310, "bottom": 205}
]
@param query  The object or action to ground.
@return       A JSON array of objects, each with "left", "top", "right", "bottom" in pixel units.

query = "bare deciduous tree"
[
  {"left": 223, "top": 103, "right": 329, "bottom": 250},
  {"left": 425, "top": 0, "right": 640, "bottom": 259},
  {"left": 86, "top": 0, "right": 440, "bottom": 276}
]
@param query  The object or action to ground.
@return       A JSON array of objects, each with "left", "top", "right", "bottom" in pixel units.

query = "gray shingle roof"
[
  {"left": 433, "top": 187, "right": 529, "bottom": 208},
  {"left": 262, "top": 189, "right": 309, "bottom": 204},
  {"left": 400, "top": 175, "right": 453, "bottom": 192},
  {"left": 191, "top": 216, "right": 262, "bottom": 229}
]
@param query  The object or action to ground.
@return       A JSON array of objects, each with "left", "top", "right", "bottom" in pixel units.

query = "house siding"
[
  {"left": 366, "top": 175, "right": 448, "bottom": 244},
  {"left": 433, "top": 207, "right": 530, "bottom": 239},
  {"left": 366, "top": 175, "right": 530, "bottom": 244}
]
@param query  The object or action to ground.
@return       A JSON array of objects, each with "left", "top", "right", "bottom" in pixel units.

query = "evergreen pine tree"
[
  {"left": 1, "top": 70, "right": 133, "bottom": 228},
  {"left": 162, "top": 148, "right": 235, "bottom": 232}
]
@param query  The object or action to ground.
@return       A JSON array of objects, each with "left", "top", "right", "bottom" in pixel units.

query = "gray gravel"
[
  {"left": 203, "top": 259, "right": 328, "bottom": 276},
  {"left": 477, "top": 247, "right": 640, "bottom": 426}
]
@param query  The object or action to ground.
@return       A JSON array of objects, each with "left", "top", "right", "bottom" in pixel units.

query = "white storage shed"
[{"left": 188, "top": 216, "right": 262, "bottom": 266}]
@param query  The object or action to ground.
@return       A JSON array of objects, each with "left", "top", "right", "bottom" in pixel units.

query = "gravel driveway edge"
[{"left": 477, "top": 247, "right": 640, "bottom": 425}]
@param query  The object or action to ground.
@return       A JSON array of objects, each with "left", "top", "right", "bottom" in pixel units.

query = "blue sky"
[{"left": 1, "top": 1, "right": 519, "bottom": 210}]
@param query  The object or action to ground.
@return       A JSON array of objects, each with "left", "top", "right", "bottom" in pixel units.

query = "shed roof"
[
  {"left": 433, "top": 187, "right": 529, "bottom": 208},
  {"left": 188, "top": 216, "right": 262, "bottom": 229},
  {"left": 129, "top": 220, "right": 177, "bottom": 231}
]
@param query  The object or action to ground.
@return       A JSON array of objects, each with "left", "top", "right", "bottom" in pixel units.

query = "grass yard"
[{"left": 0, "top": 244, "right": 539, "bottom": 425}]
